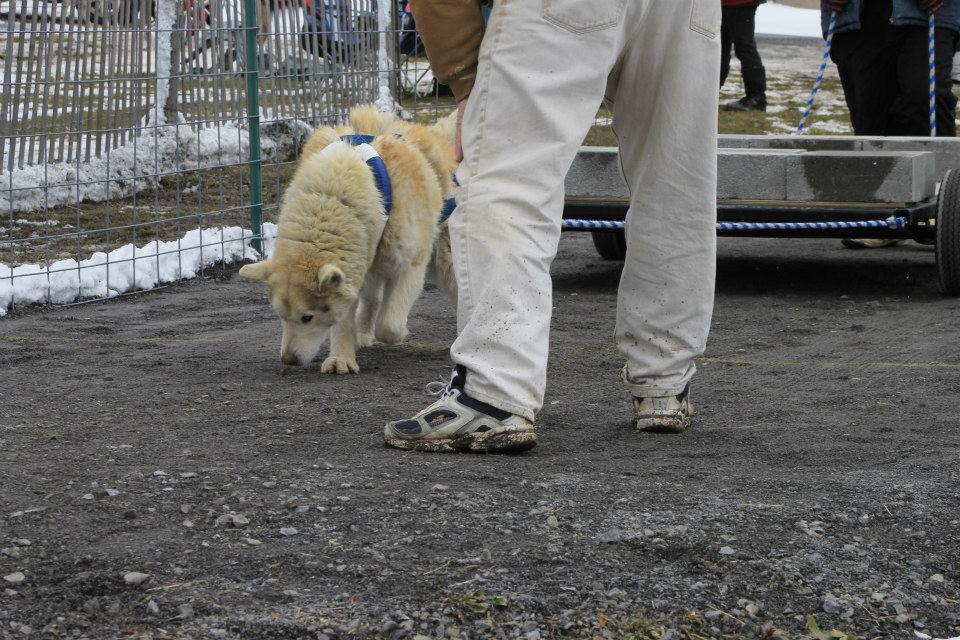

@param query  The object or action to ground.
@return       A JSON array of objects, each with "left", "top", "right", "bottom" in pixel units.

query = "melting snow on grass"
[{"left": 0, "top": 223, "right": 277, "bottom": 316}]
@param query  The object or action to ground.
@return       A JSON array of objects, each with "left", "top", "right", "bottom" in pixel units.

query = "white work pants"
[{"left": 449, "top": 0, "right": 721, "bottom": 421}]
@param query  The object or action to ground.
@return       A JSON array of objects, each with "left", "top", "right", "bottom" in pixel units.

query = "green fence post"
[{"left": 242, "top": 0, "right": 263, "bottom": 255}]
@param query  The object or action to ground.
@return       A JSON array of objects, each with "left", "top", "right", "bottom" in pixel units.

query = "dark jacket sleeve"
[{"left": 409, "top": 0, "right": 485, "bottom": 101}]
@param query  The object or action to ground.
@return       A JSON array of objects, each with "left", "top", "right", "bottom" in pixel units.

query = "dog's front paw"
[
  {"left": 375, "top": 324, "right": 409, "bottom": 345},
  {"left": 321, "top": 356, "right": 360, "bottom": 374},
  {"left": 356, "top": 331, "right": 375, "bottom": 348}
]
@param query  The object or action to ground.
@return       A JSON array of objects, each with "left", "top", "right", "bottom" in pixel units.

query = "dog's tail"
[
  {"left": 432, "top": 110, "right": 458, "bottom": 149},
  {"left": 348, "top": 104, "right": 396, "bottom": 137},
  {"left": 429, "top": 224, "right": 458, "bottom": 301}
]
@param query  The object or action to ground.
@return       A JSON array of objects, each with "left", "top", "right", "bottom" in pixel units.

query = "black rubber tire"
[
  {"left": 936, "top": 169, "right": 960, "bottom": 295},
  {"left": 591, "top": 230, "right": 627, "bottom": 261}
]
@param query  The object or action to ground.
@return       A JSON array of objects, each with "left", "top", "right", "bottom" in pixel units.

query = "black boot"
[{"left": 723, "top": 66, "right": 767, "bottom": 112}]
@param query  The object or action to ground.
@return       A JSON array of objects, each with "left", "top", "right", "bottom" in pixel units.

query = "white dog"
[{"left": 238, "top": 106, "right": 458, "bottom": 373}]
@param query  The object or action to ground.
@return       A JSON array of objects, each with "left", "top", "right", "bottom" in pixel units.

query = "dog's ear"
[
  {"left": 238, "top": 261, "right": 273, "bottom": 282},
  {"left": 318, "top": 263, "right": 345, "bottom": 292}
]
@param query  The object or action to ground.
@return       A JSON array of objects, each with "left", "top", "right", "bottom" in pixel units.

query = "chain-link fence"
[
  {"left": 0, "top": 0, "right": 429, "bottom": 315},
  {"left": 0, "top": 0, "right": 613, "bottom": 316}
]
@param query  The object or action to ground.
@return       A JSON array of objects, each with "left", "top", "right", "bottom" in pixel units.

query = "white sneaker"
[
  {"left": 633, "top": 385, "right": 694, "bottom": 433},
  {"left": 384, "top": 368, "right": 537, "bottom": 454}
]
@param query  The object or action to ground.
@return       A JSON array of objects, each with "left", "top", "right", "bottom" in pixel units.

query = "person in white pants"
[{"left": 384, "top": 0, "right": 721, "bottom": 453}]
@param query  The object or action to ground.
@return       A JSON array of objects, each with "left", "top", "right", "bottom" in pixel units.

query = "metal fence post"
[{"left": 242, "top": 0, "right": 263, "bottom": 254}]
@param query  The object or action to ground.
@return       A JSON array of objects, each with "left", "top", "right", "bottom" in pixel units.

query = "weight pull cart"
[{"left": 560, "top": 137, "right": 960, "bottom": 296}]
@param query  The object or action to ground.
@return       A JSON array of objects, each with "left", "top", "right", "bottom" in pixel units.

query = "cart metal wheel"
[
  {"left": 591, "top": 230, "right": 626, "bottom": 260},
  {"left": 937, "top": 169, "right": 960, "bottom": 295}
]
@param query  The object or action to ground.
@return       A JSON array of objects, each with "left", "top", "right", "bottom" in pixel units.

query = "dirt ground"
[{"left": 2, "top": 233, "right": 959, "bottom": 640}]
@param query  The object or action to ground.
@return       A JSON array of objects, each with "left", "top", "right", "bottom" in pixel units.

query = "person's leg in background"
[
  {"left": 384, "top": 0, "right": 637, "bottom": 452},
  {"left": 831, "top": 31, "right": 865, "bottom": 131},
  {"left": 722, "top": 3, "right": 767, "bottom": 111},
  {"left": 720, "top": 7, "right": 734, "bottom": 87},
  {"left": 935, "top": 26, "right": 959, "bottom": 136},
  {"left": 889, "top": 25, "right": 936, "bottom": 135},
  {"left": 887, "top": 23, "right": 957, "bottom": 137},
  {"left": 607, "top": 0, "right": 720, "bottom": 431}
]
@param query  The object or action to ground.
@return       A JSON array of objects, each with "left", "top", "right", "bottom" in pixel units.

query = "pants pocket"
[
  {"left": 541, "top": 0, "right": 625, "bottom": 34},
  {"left": 690, "top": 0, "right": 721, "bottom": 39}
]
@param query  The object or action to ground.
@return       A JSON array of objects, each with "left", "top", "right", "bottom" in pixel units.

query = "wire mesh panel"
[{"left": 0, "top": 0, "right": 383, "bottom": 315}]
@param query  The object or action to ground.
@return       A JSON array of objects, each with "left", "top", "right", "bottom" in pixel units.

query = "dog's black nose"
[{"left": 281, "top": 353, "right": 300, "bottom": 367}]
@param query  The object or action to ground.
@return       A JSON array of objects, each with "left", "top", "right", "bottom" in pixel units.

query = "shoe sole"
[
  {"left": 635, "top": 406, "right": 694, "bottom": 434},
  {"left": 384, "top": 428, "right": 537, "bottom": 454}
]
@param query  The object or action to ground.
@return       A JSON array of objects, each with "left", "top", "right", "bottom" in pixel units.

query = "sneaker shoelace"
[{"left": 424, "top": 375, "right": 455, "bottom": 400}]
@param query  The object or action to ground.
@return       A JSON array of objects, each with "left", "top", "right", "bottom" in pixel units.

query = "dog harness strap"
[
  {"left": 438, "top": 197, "right": 457, "bottom": 224},
  {"left": 340, "top": 135, "right": 393, "bottom": 216}
]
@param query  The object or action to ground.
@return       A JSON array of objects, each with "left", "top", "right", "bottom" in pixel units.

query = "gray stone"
[
  {"left": 717, "top": 148, "right": 795, "bottom": 200},
  {"left": 123, "top": 572, "right": 150, "bottom": 586},
  {"left": 784, "top": 151, "right": 935, "bottom": 203},
  {"left": 3, "top": 572, "right": 25, "bottom": 584},
  {"left": 598, "top": 527, "right": 622, "bottom": 544},
  {"left": 565, "top": 145, "right": 937, "bottom": 206}
]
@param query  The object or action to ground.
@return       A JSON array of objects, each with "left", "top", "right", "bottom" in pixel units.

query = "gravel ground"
[{"left": 2, "top": 233, "right": 959, "bottom": 640}]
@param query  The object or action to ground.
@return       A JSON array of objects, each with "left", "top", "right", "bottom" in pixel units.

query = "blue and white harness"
[{"left": 340, "top": 134, "right": 457, "bottom": 224}]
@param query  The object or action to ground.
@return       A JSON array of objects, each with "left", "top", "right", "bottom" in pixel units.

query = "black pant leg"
[
  {"left": 720, "top": 7, "right": 734, "bottom": 87},
  {"left": 729, "top": 3, "right": 766, "bottom": 98},
  {"left": 831, "top": 32, "right": 865, "bottom": 133},
  {"left": 935, "top": 27, "right": 959, "bottom": 137},
  {"left": 729, "top": 4, "right": 764, "bottom": 73},
  {"left": 888, "top": 26, "right": 935, "bottom": 136}
]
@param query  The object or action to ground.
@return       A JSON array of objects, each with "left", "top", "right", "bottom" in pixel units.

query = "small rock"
[
  {"left": 122, "top": 509, "right": 138, "bottom": 520},
  {"left": 1, "top": 548, "right": 20, "bottom": 559},
  {"left": 82, "top": 493, "right": 94, "bottom": 500},
  {"left": 243, "top": 538, "right": 262, "bottom": 546},
  {"left": 280, "top": 527, "right": 299, "bottom": 536},
  {"left": 546, "top": 515, "right": 559, "bottom": 529},
  {"left": 928, "top": 574, "right": 945, "bottom": 583},
  {"left": 175, "top": 603, "right": 194, "bottom": 620},
  {"left": 719, "top": 546, "right": 735, "bottom": 556},
  {"left": 146, "top": 600, "right": 160, "bottom": 615},
  {"left": 182, "top": 519, "right": 194, "bottom": 528},
  {"left": 262, "top": 481, "right": 277, "bottom": 488},
  {"left": 123, "top": 572, "right": 151, "bottom": 586},
  {"left": 180, "top": 504, "right": 194, "bottom": 514},
  {"left": 704, "top": 610, "right": 722, "bottom": 621},
  {"left": 179, "top": 472, "right": 198, "bottom": 479},
  {"left": 3, "top": 572, "right": 25, "bottom": 584},
  {"left": 526, "top": 631, "right": 541, "bottom": 640},
  {"left": 431, "top": 484, "right": 449, "bottom": 492},
  {"left": 153, "top": 470, "right": 167, "bottom": 477},
  {"left": 822, "top": 593, "right": 845, "bottom": 615},
  {"left": 214, "top": 513, "right": 249, "bottom": 528},
  {"left": 4, "top": 589, "right": 17, "bottom": 596},
  {"left": 598, "top": 527, "right": 622, "bottom": 544},
  {"left": 12, "top": 540, "right": 30, "bottom": 547},
  {"left": 858, "top": 513, "right": 870, "bottom": 524},
  {"left": 745, "top": 602, "right": 760, "bottom": 617}
]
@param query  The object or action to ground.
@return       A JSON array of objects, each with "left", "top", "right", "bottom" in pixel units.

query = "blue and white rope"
[
  {"left": 929, "top": 14, "right": 937, "bottom": 137},
  {"left": 561, "top": 217, "right": 909, "bottom": 232},
  {"left": 797, "top": 11, "right": 837, "bottom": 134}
]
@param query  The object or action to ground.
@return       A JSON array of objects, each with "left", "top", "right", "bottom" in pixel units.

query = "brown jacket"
[{"left": 409, "top": 0, "right": 484, "bottom": 101}]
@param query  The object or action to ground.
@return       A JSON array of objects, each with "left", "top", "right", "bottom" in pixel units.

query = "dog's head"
[{"left": 239, "top": 259, "right": 356, "bottom": 367}]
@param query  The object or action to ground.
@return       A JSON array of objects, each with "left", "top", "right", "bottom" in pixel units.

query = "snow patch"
[
  {"left": 756, "top": 3, "right": 822, "bottom": 39},
  {"left": 375, "top": 0, "right": 393, "bottom": 112},
  {"left": 0, "top": 115, "right": 308, "bottom": 215},
  {"left": 153, "top": 0, "right": 176, "bottom": 127},
  {"left": 0, "top": 223, "right": 277, "bottom": 315}
]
